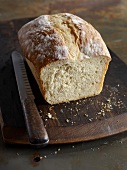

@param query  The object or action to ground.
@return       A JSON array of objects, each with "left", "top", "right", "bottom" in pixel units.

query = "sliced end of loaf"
[{"left": 41, "top": 56, "right": 110, "bottom": 104}]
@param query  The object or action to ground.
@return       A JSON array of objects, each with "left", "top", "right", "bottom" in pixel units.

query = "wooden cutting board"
[{"left": 0, "top": 18, "right": 127, "bottom": 145}]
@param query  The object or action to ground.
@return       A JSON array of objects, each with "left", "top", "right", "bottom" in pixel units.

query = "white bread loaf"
[{"left": 18, "top": 13, "right": 111, "bottom": 104}]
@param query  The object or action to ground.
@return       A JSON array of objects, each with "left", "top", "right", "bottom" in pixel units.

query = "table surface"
[{"left": 0, "top": 0, "right": 127, "bottom": 169}]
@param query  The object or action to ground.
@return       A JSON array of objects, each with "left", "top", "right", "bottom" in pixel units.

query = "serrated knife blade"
[{"left": 12, "top": 51, "right": 49, "bottom": 147}]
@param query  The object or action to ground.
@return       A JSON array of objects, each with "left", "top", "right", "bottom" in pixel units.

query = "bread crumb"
[
  {"left": 74, "top": 114, "right": 77, "bottom": 117},
  {"left": 97, "top": 112, "right": 101, "bottom": 115},
  {"left": 106, "top": 98, "right": 111, "bottom": 102},
  {"left": 60, "top": 109, "right": 64, "bottom": 113},
  {"left": 84, "top": 114, "right": 88, "bottom": 117},
  {"left": 57, "top": 148, "right": 60, "bottom": 151},
  {"left": 49, "top": 106, "right": 54, "bottom": 111},
  {"left": 47, "top": 112, "right": 52, "bottom": 119},
  {"left": 102, "top": 112, "right": 105, "bottom": 117},
  {"left": 66, "top": 119, "right": 69, "bottom": 123}
]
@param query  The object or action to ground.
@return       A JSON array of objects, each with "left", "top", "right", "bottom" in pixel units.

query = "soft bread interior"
[{"left": 41, "top": 56, "right": 109, "bottom": 104}]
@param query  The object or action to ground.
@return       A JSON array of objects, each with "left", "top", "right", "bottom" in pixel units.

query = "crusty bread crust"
[
  {"left": 18, "top": 13, "right": 111, "bottom": 104},
  {"left": 18, "top": 13, "right": 111, "bottom": 71}
]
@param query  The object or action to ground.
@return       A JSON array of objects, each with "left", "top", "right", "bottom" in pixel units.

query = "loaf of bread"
[{"left": 18, "top": 13, "right": 111, "bottom": 104}]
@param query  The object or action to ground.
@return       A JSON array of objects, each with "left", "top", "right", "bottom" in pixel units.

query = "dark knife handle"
[{"left": 21, "top": 96, "right": 49, "bottom": 147}]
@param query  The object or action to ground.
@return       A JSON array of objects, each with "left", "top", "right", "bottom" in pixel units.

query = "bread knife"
[{"left": 12, "top": 51, "right": 49, "bottom": 147}]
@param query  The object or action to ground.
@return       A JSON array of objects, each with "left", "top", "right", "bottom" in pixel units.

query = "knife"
[{"left": 12, "top": 51, "right": 49, "bottom": 147}]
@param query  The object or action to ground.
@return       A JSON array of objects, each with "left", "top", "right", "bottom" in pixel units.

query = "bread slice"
[{"left": 18, "top": 13, "right": 111, "bottom": 104}]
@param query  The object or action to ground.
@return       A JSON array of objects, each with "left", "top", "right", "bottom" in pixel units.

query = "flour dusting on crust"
[
  {"left": 18, "top": 14, "right": 69, "bottom": 68},
  {"left": 18, "top": 13, "right": 111, "bottom": 71}
]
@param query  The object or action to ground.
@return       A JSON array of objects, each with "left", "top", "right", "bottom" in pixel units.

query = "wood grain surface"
[{"left": 0, "top": 18, "right": 127, "bottom": 145}]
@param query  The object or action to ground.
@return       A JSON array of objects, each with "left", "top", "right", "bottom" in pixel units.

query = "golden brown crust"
[{"left": 18, "top": 13, "right": 111, "bottom": 74}]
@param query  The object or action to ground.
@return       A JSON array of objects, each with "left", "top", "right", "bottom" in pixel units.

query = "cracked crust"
[{"left": 18, "top": 13, "right": 111, "bottom": 72}]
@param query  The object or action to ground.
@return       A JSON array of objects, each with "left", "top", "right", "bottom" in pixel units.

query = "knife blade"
[{"left": 12, "top": 51, "right": 49, "bottom": 147}]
